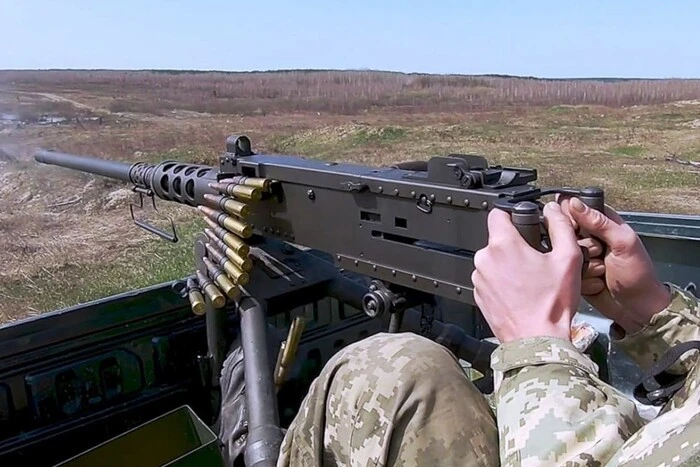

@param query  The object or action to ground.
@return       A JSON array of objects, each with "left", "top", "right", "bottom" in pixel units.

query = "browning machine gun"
[{"left": 33, "top": 135, "right": 608, "bottom": 466}]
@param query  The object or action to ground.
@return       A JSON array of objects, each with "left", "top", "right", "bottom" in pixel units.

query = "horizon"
[
  {"left": 2, "top": 1, "right": 700, "bottom": 79},
  {"left": 2, "top": 69, "right": 698, "bottom": 82}
]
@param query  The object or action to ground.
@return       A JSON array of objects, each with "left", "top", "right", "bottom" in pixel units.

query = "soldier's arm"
[
  {"left": 491, "top": 337, "right": 646, "bottom": 466},
  {"left": 490, "top": 286, "right": 698, "bottom": 465},
  {"left": 561, "top": 197, "right": 698, "bottom": 374},
  {"left": 613, "top": 285, "right": 699, "bottom": 375},
  {"left": 472, "top": 204, "right": 649, "bottom": 464}
]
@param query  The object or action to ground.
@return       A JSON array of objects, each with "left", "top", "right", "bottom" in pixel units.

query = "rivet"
[
  {"left": 373, "top": 264, "right": 377, "bottom": 271},
  {"left": 391, "top": 269, "right": 396, "bottom": 276},
  {"left": 411, "top": 275, "right": 417, "bottom": 282},
  {"left": 378, "top": 186, "right": 383, "bottom": 193},
  {"left": 481, "top": 201, "right": 488, "bottom": 209},
  {"left": 337, "top": 255, "right": 341, "bottom": 261},
  {"left": 354, "top": 260, "right": 359, "bottom": 266},
  {"left": 393, "top": 188, "right": 399, "bottom": 195},
  {"left": 429, "top": 193, "right": 436, "bottom": 201},
  {"left": 433, "top": 281, "right": 438, "bottom": 287},
  {"left": 446, "top": 196, "right": 452, "bottom": 203},
  {"left": 464, "top": 199, "right": 470, "bottom": 206},
  {"left": 456, "top": 287, "right": 462, "bottom": 294},
  {"left": 411, "top": 191, "right": 416, "bottom": 198}
]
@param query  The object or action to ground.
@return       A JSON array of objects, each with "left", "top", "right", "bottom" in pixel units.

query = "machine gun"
[{"left": 34, "top": 136, "right": 606, "bottom": 466}]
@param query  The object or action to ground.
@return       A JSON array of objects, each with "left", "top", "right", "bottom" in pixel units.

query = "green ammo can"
[{"left": 56, "top": 406, "right": 224, "bottom": 467}]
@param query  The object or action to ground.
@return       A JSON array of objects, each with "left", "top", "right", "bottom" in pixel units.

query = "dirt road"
[{"left": 0, "top": 89, "right": 96, "bottom": 112}]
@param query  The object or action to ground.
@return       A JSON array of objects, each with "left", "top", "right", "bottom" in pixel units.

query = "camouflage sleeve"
[
  {"left": 614, "top": 284, "right": 700, "bottom": 375},
  {"left": 491, "top": 337, "right": 646, "bottom": 466}
]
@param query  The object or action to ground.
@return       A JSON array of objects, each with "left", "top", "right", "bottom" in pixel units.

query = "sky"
[{"left": 1, "top": 0, "right": 698, "bottom": 79}]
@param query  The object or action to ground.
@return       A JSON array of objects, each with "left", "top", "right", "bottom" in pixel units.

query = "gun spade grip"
[
  {"left": 576, "top": 187, "right": 607, "bottom": 259},
  {"left": 511, "top": 202, "right": 544, "bottom": 251},
  {"left": 578, "top": 187, "right": 605, "bottom": 213}
]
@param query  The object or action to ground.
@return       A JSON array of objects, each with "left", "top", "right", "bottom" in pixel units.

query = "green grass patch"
[
  {"left": 3, "top": 219, "right": 203, "bottom": 314},
  {"left": 548, "top": 105, "right": 590, "bottom": 114},
  {"left": 636, "top": 111, "right": 697, "bottom": 130},
  {"left": 608, "top": 145, "right": 645, "bottom": 156},
  {"left": 350, "top": 126, "right": 407, "bottom": 144},
  {"left": 645, "top": 112, "right": 688, "bottom": 122},
  {"left": 267, "top": 124, "right": 411, "bottom": 159},
  {"left": 616, "top": 169, "right": 699, "bottom": 190},
  {"left": 682, "top": 148, "right": 700, "bottom": 159},
  {"left": 266, "top": 134, "right": 338, "bottom": 159}
]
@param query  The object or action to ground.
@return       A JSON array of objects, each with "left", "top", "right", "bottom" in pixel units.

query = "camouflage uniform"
[{"left": 277, "top": 284, "right": 699, "bottom": 466}]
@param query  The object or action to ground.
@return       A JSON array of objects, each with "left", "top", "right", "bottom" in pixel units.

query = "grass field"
[{"left": 0, "top": 70, "right": 698, "bottom": 321}]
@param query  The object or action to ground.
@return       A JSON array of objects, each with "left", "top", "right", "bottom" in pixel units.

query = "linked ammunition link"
[{"left": 185, "top": 176, "right": 272, "bottom": 315}]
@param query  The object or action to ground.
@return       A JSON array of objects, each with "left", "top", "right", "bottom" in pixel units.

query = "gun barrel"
[
  {"left": 34, "top": 149, "right": 135, "bottom": 183},
  {"left": 35, "top": 148, "right": 220, "bottom": 207}
]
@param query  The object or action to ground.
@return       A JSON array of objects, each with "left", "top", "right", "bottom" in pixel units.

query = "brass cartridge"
[
  {"left": 186, "top": 278, "right": 205, "bottom": 315},
  {"left": 204, "top": 244, "right": 250, "bottom": 286},
  {"left": 202, "top": 257, "right": 239, "bottom": 299},
  {"left": 203, "top": 224, "right": 250, "bottom": 257},
  {"left": 205, "top": 238, "right": 253, "bottom": 272},
  {"left": 220, "top": 176, "right": 271, "bottom": 192},
  {"left": 196, "top": 269, "right": 226, "bottom": 308},
  {"left": 208, "top": 182, "right": 262, "bottom": 201},
  {"left": 203, "top": 193, "right": 251, "bottom": 218},
  {"left": 198, "top": 206, "right": 252, "bottom": 238}
]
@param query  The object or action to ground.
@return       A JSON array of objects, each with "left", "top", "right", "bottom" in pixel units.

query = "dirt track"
[{"left": 0, "top": 89, "right": 96, "bottom": 112}]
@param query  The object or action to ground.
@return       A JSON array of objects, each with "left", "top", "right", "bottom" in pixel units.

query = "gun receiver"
[{"left": 35, "top": 135, "right": 604, "bottom": 308}]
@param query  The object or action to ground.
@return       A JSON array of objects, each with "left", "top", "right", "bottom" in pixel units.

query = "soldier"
[{"left": 276, "top": 197, "right": 700, "bottom": 466}]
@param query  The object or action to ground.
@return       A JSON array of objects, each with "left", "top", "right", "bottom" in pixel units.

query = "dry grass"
[
  {"left": 0, "top": 70, "right": 698, "bottom": 322},
  {"left": 3, "top": 70, "right": 700, "bottom": 115}
]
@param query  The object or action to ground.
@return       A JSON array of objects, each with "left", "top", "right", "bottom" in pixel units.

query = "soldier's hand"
[
  {"left": 472, "top": 203, "right": 583, "bottom": 343},
  {"left": 562, "top": 197, "right": 671, "bottom": 333}
]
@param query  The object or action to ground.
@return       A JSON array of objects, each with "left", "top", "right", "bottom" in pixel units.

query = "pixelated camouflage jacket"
[{"left": 490, "top": 284, "right": 700, "bottom": 467}]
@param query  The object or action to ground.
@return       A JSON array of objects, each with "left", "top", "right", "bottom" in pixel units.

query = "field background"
[{"left": 1, "top": 70, "right": 699, "bottom": 321}]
